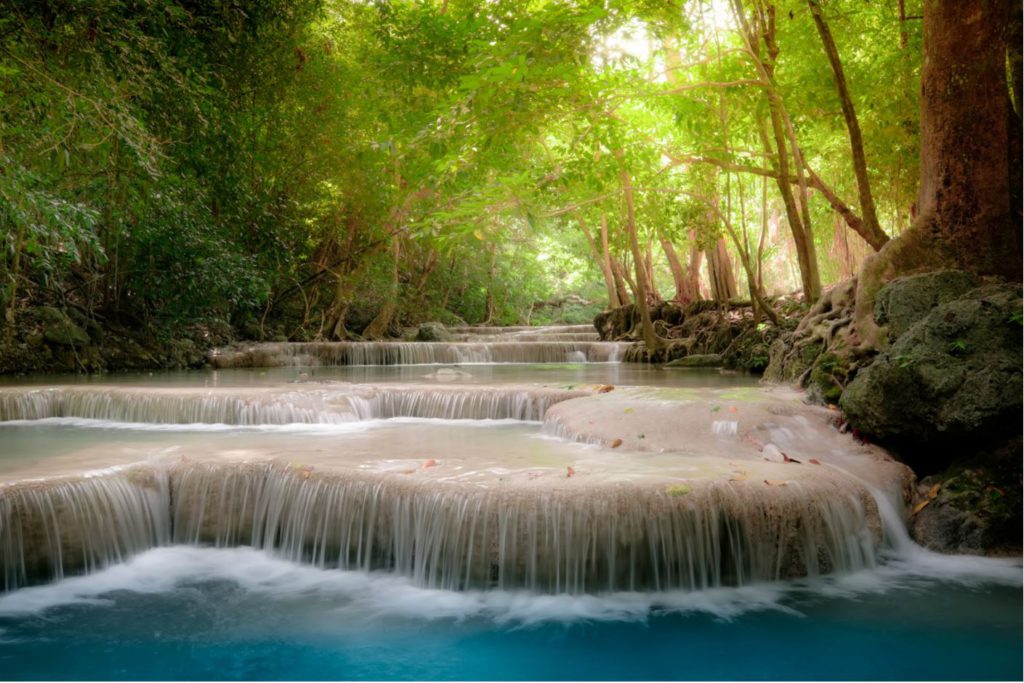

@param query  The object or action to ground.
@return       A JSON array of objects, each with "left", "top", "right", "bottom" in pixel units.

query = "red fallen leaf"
[
  {"left": 610, "top": 438, "right": 623, "bottom": 448},
  {"left": 422, "top": 459, "right": 439, "bottom": 469},
  {"left": 566, "top": 466, "right": 576, "bottom": 478},
  {"left": 728, "top": 406, "right": 738, "bottom": 413},
  {"left": 809, "top": 458, "right": 822, "bottom": 465},
  {"left": 782, "top": 453, "right": 802, "bottom": 464}
]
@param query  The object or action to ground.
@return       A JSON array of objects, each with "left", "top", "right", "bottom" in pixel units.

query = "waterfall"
[
  {"left": 0, "top": 386, "right": 590, "bottom": 425},
  {"left": 0, "top": 462, "right": 879, "bottom": 593},
  {"left": 0, "top": 388, "right": 356, "bottom": 425},
  {"left": 345, "top": 386, "right": 587, "bottom": 421},
  {"left": 0, "top": 467, "right": 170, "bottom": 591},
  {"left": 210, "top": 341, "right": 626, "bottom": 368}
]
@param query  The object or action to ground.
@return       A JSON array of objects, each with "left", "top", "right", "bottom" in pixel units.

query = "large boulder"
[
  {"left": 873, "top": 270, "right": 981, "bottom": 341},
  {"left": 841, "top": 281, "right": 1022, "bottom": 472},
  {"left": 415, "top": 322, "right": 451, "bottom": 342}
]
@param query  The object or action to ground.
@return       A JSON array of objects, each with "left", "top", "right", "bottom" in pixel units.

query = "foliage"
[{"left": 0, "top": 0, "right": 930, "bottom": 340}]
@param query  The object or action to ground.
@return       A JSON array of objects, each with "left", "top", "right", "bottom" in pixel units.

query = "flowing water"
[{"left": 0, "top": 326, "right": 1019, "bottom": 680}]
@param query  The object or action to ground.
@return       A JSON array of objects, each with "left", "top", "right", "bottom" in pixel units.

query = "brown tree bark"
[
  {"left": 610, "top": 256, "right": 634, "bottom": 306},
  {"left": 580, "top": 217, "right": 618, "bottom": 309},
  {"left": 854, "top": 0, "right": 1023, "bottom": 344},
  {"left": 705, "top": 237, "right": 738, "bottom": 303},
  {"left": 362, "top": 238, "right": 401, "bottom": 340},
  {"left": 620, "top": 160, "right": 665, "bottom": 351}
]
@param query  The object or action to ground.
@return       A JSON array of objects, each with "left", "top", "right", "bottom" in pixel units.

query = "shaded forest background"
[{"left": 0, "top": 0, "right": 1009, "bottom": 345}]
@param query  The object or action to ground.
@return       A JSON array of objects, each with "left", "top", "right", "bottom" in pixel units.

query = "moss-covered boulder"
[
  {"left": 841, "top": 282, "right": 1022, "bottom": 471},
  {"left": 874, "top": 270, "right": 981, "bottom": 341},
  {"left": 415, "top": 322, "right": 451, "bottom": 342},
  {"left": 34, "top": 307, "right": 90, "bottom": 347},
  {"left": 911, "top": 444, "right": 1022, "bottom": 555}
]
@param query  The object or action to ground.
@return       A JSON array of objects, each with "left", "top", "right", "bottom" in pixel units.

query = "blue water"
[{"left": 0, "top": 547, "right": 1019, "bottom": 681}]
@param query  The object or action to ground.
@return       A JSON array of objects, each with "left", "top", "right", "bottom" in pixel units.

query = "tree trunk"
[
  {"left": 808, "top": 0, "right": 888, "bottom": 251},
  {"left": 362, "top": 238, "right": 401, "bottom": 340},
  {"left": 610, "top": 256, "right": 633, "bottom": 306},
  {"left": 705, "top": 237, "right": 738, "bottom": 302},
  {"left": 620, "top": 160, "right": 664, "bottom": 352},
  {"left": 854, "top": 0, "right": 1023, "bottom": 344},
  {"left": 660, "top": 236, "right": 689, "bottom": 303},
  {"left": 581, "top": 217, "right": 618, "bottom": 309}
]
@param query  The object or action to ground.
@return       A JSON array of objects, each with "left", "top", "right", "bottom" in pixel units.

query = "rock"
[
  {"left": 35, "top": 307, "right": 90, "bottom": 347},
  {"left": 911, "top": 452, "right": 1022, "bottom": 555},
  {"left": 874, "top": 270, "right": 981, "bottom": 341},
  {"left": 415, "top": 322, "right": 451, "bottom": 342},
  {"left": 841, "top": 282, "right": 1022, "bottom": 471},
  {"left": 664, "top": 354, "right": 723, "bottom": 368}
]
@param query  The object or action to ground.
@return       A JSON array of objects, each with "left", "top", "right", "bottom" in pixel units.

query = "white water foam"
[
  {"left": 0, "top": 545, "right": 1016, "bottom": 626},
  {"left": 0, "top": 416, "right": 535, "bottom": 434}
]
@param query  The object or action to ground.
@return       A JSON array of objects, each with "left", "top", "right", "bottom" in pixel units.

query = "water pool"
[{"left": 0, "top": 546, "right": 1019, "bottom": 681}]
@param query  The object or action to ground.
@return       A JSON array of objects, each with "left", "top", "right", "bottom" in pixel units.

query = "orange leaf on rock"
[
  {"left": 911, "top": 499, "right": 931, "bottom": 516},
  {"left": 422, "top": 459, "right": 439, "bottom": 469},
  {"left": 763, "top": 479, "right": 788, "bottom": 487},
  {"left": 610, "top": 438, "right": 623, "bottom": 448}
]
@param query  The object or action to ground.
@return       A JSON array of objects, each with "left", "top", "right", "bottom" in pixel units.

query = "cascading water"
[
  {"left": 210, "top": 340, "right": 629, "bottom": 368},
  {"left": 0, "top": 467, "right": 170, "bottom": 591},
  {"left": 0, "top": 459, "right": 878, "bottom": 593},
  {"left": 0, "top": 326, "right": 1019, "bottom": 680}
]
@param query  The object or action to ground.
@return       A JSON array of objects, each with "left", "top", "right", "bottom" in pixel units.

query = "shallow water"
[{"left": 0, "top": 351, "right": 1021, "bottom": 680}]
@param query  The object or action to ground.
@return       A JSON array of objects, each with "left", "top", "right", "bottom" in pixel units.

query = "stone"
[
  {"left": 415, "top": 322, "right": 451, "bottom": 342},
  {"left": 36, "top": 307, "right": 90, "bottom": 347},
  {"left": 874, "top": 270, "right": 980, "bottom": 341},
  {"left": 911, "top": 453, "right": 1022, "bottom": 555},
  {"left": 664, "top": 354, "right": 723, "bottom": 368},
  {"left": 841, "top": 282, "right": 1022, "bottom": 471}
]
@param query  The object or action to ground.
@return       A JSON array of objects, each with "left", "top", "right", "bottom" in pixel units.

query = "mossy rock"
[
  {"left": 841, "top": 282, "right": 1023, "bottom": 472},
  {"left": 874, "top": 270, "right": 981, "bottom": 341},
  {"left": 911, "top": 444, "right": 1022, "bottom": 555},
  {"left": 415, "top": 322, "right": 451, "bottom": 342}
]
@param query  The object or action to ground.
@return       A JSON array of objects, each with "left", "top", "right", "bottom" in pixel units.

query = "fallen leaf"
[
  {"left": 610, "top": 438, "right": 623, "bottom": 448},
  {"left": 782, "top": 453, "right": 802, "bottom": 464},
  {"left": 927, "top": 483, "right": 941, "bottom": 499},
  {"left": 566, "top": 466, "right": 575, "bottom": 478},
  {"left": 764, "top": 479, "right": 788, "bottom": 487},
  {"left": 422, "top": 458, "right": 439, "bottom": 469},
  {"left": 623, "top": 407, "right": 635, "bottom": 414},
  {"left": 809, "top": 458, "right": 822, "bottom": 465},
  {"left": 665, "top": 484, "right": 691, "bottom": 496},
  {"left": 597, "top": 384, "right": 615, "bottom": 393},
  {"left": 729, "top": 470, "right": 749, "bottom": 482},
  {"left": 399, "top": 468, "right": 416, "bottom": 475},
  {"left": 728, "top": 406, "right": 738, "bottom": 413},
  {"left": 911, "top": 499, "right": 931, "bottom": 516}
]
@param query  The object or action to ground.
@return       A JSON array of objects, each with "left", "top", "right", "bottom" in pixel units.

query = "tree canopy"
[{"left": 2, "top": 0, "right": 992, "bottom": 341}]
